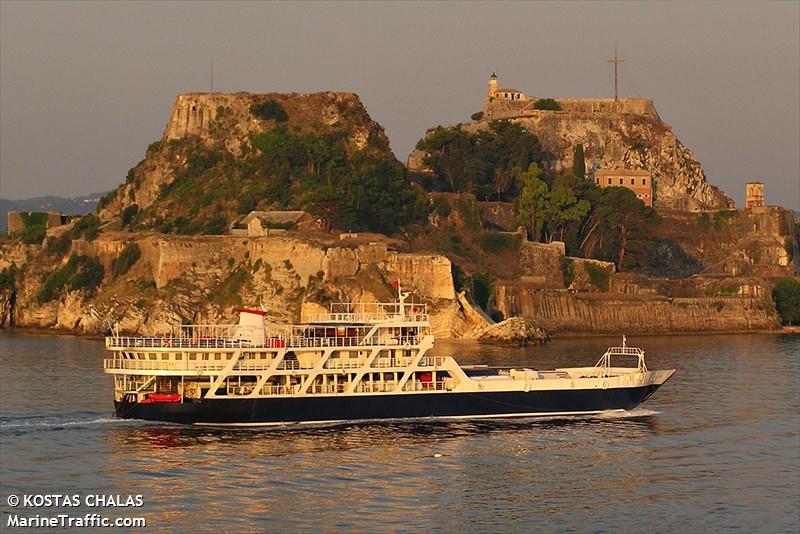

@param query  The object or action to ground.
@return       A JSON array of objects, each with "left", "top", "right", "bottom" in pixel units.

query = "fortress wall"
[
  {"left": 493, "top": 286, "right": 780, "bottom": 334},
  {"left": 484, "top": 97, "right": 659, "bottom": 121},
  {"left": 383, "top": 252, "right": 455, "bottom": 301}
]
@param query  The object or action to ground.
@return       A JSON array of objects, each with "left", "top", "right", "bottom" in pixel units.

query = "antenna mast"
[
  {"left": 210, "top": 57, "right": 214, "bottom": 93},
  {"left": 608, "top": 46, "right": 625, "bottom": 101}
]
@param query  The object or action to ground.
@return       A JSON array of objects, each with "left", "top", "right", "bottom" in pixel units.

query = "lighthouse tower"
[{"left": 488, "top": 73, "right": 498, "bottom": 97}]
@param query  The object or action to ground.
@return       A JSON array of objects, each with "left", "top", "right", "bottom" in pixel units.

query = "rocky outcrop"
[
  {"left": 653, "top": 206, "right": 798, "bottom": 278},
  {"left": 2, "top": 232, "right": 460, "bottom": 337},
  {"left": 99, "top": 91, "right": 394, "bottom": 219},
  {"left": 409, "top": 103, "right": 734, "bottom": 210},
  {"left": 476, "top": 317, "right": 549, "bottom": 346}
]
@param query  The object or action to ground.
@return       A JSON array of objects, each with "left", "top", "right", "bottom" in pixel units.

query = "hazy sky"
[{"left": 1, "top": 1, "right": 798, "bottom": 209}]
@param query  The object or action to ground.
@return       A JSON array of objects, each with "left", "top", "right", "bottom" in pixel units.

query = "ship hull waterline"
[{"left": 113, "top": 383, "right": 666, "bottom": 427}]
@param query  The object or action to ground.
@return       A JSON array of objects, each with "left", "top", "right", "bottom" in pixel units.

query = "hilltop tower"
[
  {"left": 745, "top": 182, "right": 765, "bottom": 208},
  {"left": 488, "top": 73, "right": 498, "bottom": 97}
]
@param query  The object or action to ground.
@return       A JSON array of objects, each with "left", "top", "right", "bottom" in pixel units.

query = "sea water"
[{"left": 1, "top": 332, "right": 798, "bottom": 532}]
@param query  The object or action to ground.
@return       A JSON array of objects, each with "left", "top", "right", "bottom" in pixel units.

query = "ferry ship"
[{"left": 103, "top": 288, "right": 675, "bottom": 426}]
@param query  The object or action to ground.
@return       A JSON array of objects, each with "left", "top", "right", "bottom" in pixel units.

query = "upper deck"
[{"left": 105, "top": 299, "right": 430, "bottom": 352}]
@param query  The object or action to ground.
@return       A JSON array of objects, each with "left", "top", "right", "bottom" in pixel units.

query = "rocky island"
[{"left": 1, "top": 78, "right": 798, "bottom": 341}]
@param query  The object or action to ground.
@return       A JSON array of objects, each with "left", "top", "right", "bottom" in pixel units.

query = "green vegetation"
[
  {"left": 579, "top": 186, "right": 660, "bottom": 270},
  {"left": 70, "top": 214, "right": 100, "bottom": 241},
  {"left": 415, "top": 121, "right": 545, "bottom": 200},
  {"left": 471, "top": 272, "right": 492, "bottom": 310},
  {"left": 97, "top": 189, "right": 117, "bottom": 211},
  {"left": 147, "top": 140, "right": 162, "bottom": 154},
  {"left": 15, "top": 212, "right": 49, "bottom": 244},
  {"left": 714, "top": 210, "right": 736, "bottom": 223},
  {"left": 699, "top": 210, "right": 737, "bottom": 231},
  {"left": 144, "top": 125, "right": 423, "bottom": 235},
  {"left": 470, "top": 111, "right": 484, "bottom": 121},
  {"left": 573, "top": 144, "right": 585, "bottom": 178},
  {"left": 121, "top": 204, "right": 139, "bottom": 227},
  {"left": 585, "top": 262, "right": 610, "bottom": 291},
  {"left": 454, "top": 196, "right": 482, "bottom": 232},
  {"left": 45, "top": 233, "right": 72, "bottom": 256},
  {"left": 250, "top": 100, "right": 288, "bottom": 122},
  {"left": 38, "top": 255, "right": 104, "bottom": 302},
  {"left": 541, "top": 176, "right": 591, "bottom": 242},
  {"left": 477, "top": 232, "right": 519, "bottom": 254},
  {"left": 515, "top": 162, "right": 560, "bottom": 241},
  {"left": 718, "top": 284, "right": 740, "bottom": 296},
  {"left": 772, "top": 278, "right": 800, "bottom": 325},
  {"left": 431, "top": 196, "right": 452, "bottom": 217},
  {"left": 418, "top": 120, "right": 659, "bottom": 270},
  {"left": 560, "top": 256, "right": 575, "bottom": 287},
  {"left": 208, "top": 268, "right": 252, "bottom": 307},
  {"left": 112, "top": 243, "right": 141, "bottom": 278},
  {"left": 0, "top": 264, "right": 19, "bottom": 292},
  {"left": 533, "top": 98, "right": 562, "bottom": 111}
]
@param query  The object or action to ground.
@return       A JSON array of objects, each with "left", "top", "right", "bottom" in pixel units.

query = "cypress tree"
[{"left": 573, "top": 144, "right": 586, "bottom": 178}]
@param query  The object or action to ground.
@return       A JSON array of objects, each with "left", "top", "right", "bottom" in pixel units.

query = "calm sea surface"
[{"left": 1, "top": 331, "right": 798, "bottom": 532}]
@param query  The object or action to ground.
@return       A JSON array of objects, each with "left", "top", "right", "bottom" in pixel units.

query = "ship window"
[
  {"left": 189, "top": 354, "right": 196, "bottom": 360},
  {"left": 149, "top": 353, "right": 157, "bottom": 360},
  {"left": 216, "top": 354, "right": 222, "bottom": 360},
  {"left": 161, "top": 354, "right": 169, "bottom": 360},
  {"left": 175, "top": 354, "right": 182, "bottom": 360}
]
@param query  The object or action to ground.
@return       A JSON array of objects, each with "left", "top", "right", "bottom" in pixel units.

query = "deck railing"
[
  {"left": 105, "top": 353, "right": 446, "bottom": 373},
  {"left": 105, "top": 330, "right": 422, "bottom": 351},
  {"left": 104, "top": 359, "right": 229, "bottom": 372},
  {"left": 306, "top": 301, "right": 429, "bottom": 324}
]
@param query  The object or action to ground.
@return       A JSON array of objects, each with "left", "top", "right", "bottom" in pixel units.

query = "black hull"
[{"left": 114, "top": 385, "right": 664, "bottom": 426}]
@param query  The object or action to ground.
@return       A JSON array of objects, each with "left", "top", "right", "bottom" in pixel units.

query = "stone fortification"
[
  {"left": 2, "top": 232, "right": 460, "bottom": 337},
  {"left": 484, "top": 96, "right": 660, "bottom": 122},
  {"left": 653, "top": 206, "right": 798, "bottom": 278},
  {"left": 410, "top": 75, "right": 733, "bottom": 210},
  {"left": 163, "top": 92, "right": 382, "bottom": 154},
  {"left": 493, "top": 286, "right": 779, "bottom": 334}
]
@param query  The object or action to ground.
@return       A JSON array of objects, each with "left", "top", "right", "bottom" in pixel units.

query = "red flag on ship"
[{"left": 390, "top": 279, "right": 400, "bottom": 288}]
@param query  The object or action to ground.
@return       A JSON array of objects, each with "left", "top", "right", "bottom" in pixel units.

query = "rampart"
[{"left": 483, "top": 97, "right": 660, "bottom": 121}]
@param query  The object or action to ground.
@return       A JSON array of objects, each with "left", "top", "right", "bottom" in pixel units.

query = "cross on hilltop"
[{"left": 608, "top": 47, "right": 625, "bottom": 101}]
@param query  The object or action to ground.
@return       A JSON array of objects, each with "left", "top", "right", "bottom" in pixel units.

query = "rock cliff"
[
  {"left": 1, "top": 232, "right": 464, "bottom": 337},
  {"left": 98, "top": 91, "right": 397, "bottom": 224},
  {"left": 409, "top": 100, "right": 733, "bottom": 210}
]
